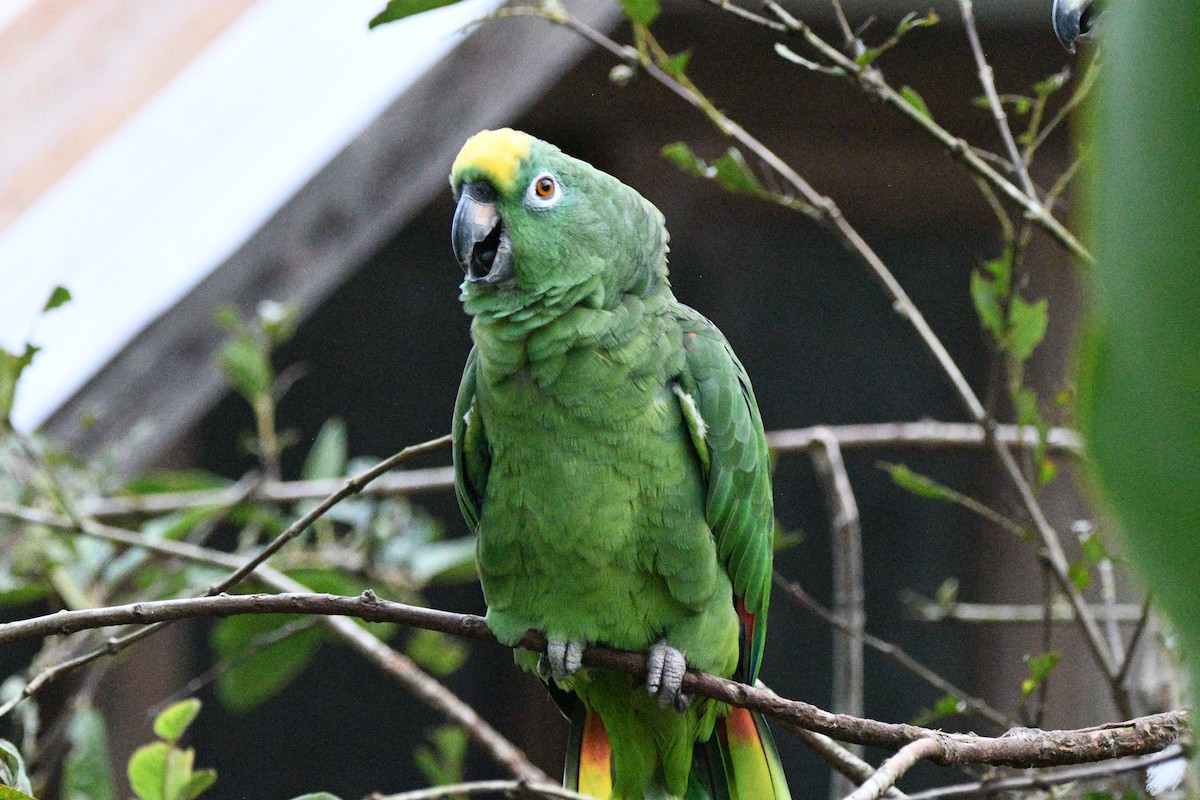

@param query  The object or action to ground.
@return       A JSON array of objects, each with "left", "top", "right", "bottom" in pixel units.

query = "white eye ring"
[{"left": 525, "top": 172, "right": 562, "bottom": 209}]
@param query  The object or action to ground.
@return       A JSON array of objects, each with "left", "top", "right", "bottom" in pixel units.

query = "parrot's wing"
[
  {"left": 452, "top": 346, "right": 489, "bottom": 531},
  {"left": 674, "top": 308, "right": 774, "bottom": 685}
]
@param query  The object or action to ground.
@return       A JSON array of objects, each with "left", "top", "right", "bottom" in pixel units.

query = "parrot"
[
  {"left": 448, "top": 128, "right": 791, "bottom": 800},
  {"left": 1052, "top": 0, "right": 1103, "bottom": 52}
]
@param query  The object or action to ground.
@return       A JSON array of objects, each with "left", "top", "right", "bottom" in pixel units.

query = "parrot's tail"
[
  {"left": 564, "top": 704, "right": 615, "bottom": 798},
  {"left": 564, "top": 703, "right": 790, "bottom": 800},
  {"left": 688, "top": 706, "right": 791, "bottom": 800}
]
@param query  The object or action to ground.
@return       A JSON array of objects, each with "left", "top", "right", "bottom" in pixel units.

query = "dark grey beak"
[
  {"left": 1053, "top": 0, "right": 1098, "bottom": 53},
  {"left": 452, "top": 181, "right": 513, "bottom": 285}
]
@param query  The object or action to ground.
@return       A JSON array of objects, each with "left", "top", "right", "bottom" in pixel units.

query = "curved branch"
[{"left": 0, "top": 591, "right": 1186, "bottom": 768}]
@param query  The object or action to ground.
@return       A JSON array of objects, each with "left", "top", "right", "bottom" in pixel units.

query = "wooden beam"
[{"left": 44, "top": 0, "right": 620, "bottom": 471}]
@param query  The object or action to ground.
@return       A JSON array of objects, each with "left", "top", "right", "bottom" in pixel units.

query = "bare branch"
[
  {"left": 369, "top": 781, "right": 593, "bottom": 800},
  {"left": 903, "top": 592, "right": 1146, "bottom": 625},
  {"left": 843, "top": 738, "right": 944, "bottom": 800},
  {"left": 956, "top": 0, "right": 1038, "bottom": 200},
  {"left": 903, "top": 743, "right": 1186, "bottom": 800},
  {"left": 767, "top": 421, "right": 1082, "bottom": 455},
  {"left": 0, "top": 590, "right": 1187, "bottom": 767}
]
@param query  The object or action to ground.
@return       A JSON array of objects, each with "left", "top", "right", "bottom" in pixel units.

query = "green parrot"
[
  {"left": 1053, "top": 0, "right": 1103, "bottom": 52},
  {"left": 449, "top": 129, "right": 791, "bottom": 800}
]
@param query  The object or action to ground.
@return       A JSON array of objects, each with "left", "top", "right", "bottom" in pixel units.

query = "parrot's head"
[{"left": 449, "top": 129, "right": 669, "bottom": 318}]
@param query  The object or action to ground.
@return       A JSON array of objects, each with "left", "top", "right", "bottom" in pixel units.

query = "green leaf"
[
  {"left": 911, "top": 693, "right": 964, "bottom": 726},
  {"left": 881, "top": 463, "right": 960, "bottom": 503},
  {"left": 162, "top": 747, "right": 195, "bottom": 800},
  {"left": 181, "top": 769, "right": 216, "bottom": 800},
  {"left": 255, "top": 301, "right": 298, "bottom": 347},
  {"left": 218, "top": 334, "right": 272, "bottom": 403},
  {"left": 618, "top": 0, "right": 659, "bottom": 26},
  {"left": 1020, "top": 652, "right": 1061, "bottom": 696},
  {"left": 43, "top": 285, "right": 72, "bottom": 312},
  {"left": 413, "top": 725, "right": 468, "bottom": 787},
  {"left": 302, "top": 418, "right": 348, "bottom": 481},
  {"left": 407, "top": 629, "right": 469, "bottom": 677},
  {"left": 661, "top": 142, "right": 706, "bottom": 176},
  {"left": 154, "top": 700, "right": 201, "bottom": 744},
  {"left": 0, "top": 740, "right": 33, "bottom": 794},
  {"left": 0, "top": 344, "right": 39, "bottom": 422},
  {"left": 0, "top": 788, "right": 38, "bottom": 800},
  {"left": 970, "top": 271, "right": 1005, "bottom": 341},
  {"left": 710, "top": 149, "right": 766, "bottom": 197},
  {"left": 212, "top": 615, "right": 323, "bottom": 712},
  {"left": 288, "top": 794, "right": 344, "bottom": 800},
  {"left": 663, "top": 50, "right": 691, "bottom": 79},
  {"left": 368, "top": 0, "right": 462, "bottom": 27},
  {"left": 1034, "top": 69, "right": 1069, "bottom": 99},
  {"left": 121, "top": 470, "right": 231, "bottom": 496},
  {"left": 899, "top": 85, "right": 931, "bottom": 119},
  {"left": 129, "top": 742, "right": 171, "bottom": 800},
  {"left": 408, "top": 538, "right": 478, "bottom": 584},
  {"left": 62, "top": 706, "right": 116, "bottom": 800},
  {"left": 1068, "top": 561, "right": 1092, "bottom": 590},
  {"left": 1081, "top": 4, "right": 1200, "bottom": 736},
  {"left": 1007, "top": 296, "right": 1049, "bottom": 362}
]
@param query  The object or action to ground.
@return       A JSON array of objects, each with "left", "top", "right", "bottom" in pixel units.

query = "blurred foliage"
[{"left": 1080, "top": 0, "right": 1200, "bottom": 743}]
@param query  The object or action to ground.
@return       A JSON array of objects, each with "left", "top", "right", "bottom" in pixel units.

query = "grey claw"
[
  {"left": 545, "top": 638, "right": 587, "bottom": 681},
  {"left": 646, "top": 639, "right": 689, "bottom": 711}
]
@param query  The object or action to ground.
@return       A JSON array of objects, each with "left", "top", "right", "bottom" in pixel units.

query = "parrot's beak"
[
  {"left": 1052, "top": 0, "right": 1097, "bottom": 53},
  {"left": 452, "top": 181, "right": 514, "bottom": 285}
]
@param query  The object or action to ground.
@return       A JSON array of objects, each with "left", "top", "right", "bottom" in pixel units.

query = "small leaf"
[
  {"left": 1034, "top": 68, "right": 1070, "bottom": 99},
  {"left": 256, "top": 301, "right": 297, "bottom": 347},
  {"left": 0, "top": 740, "right": 33, "bottom": 794},
  {"left": 1069, "top": 561, "right": 1092, "bottom": 590},
  {"left": 407, "top": 629, "right": 469, "bottom": 677},
  {"left": 663, "top": 50, "right": 691, "bottom": 79},
  {"left": 1008, "top": 296, "right": 1049, "bottom": 362},
  {"left": 911, "top": 693, "right": 964, "bottom": 726},
  {"left": 1038, "top": 458, "right": 1059, "bottom": 486},
  {"left": 212, "top": 616, "right": 323, "bottom": 712},
  {"left": 881, "top": 463, "right": 960, "bottom": 503},
  {"left": 1021, "top": 652, "right": 1061, "bottom": 696},
  {"left": 0, "top": 789, "right": 37, "bottom": 800},
  {"left": 661, "top": 142, "right": 706, "bottom": 176},
  {"left": 710, "top": 149, "right": 766, "bottom": 197},
  {"left": 154, "top": 700, "right": 201, "bottom": 744},
  {"left": 43, "top": 285, "right": 72, "bottom": 312},
  {"left": 970, "top": 272, "right": 1005, "bottom": 341},
  {"left": 899, "top": 85, "right": 931, "bottom": 119},
  {"left": 369, "top": 0, "right": 462, "bottom": 27},
  {"left": 302, "top": 418, "right": 348, "bottom": 481},
  {"left": 181, "top": 769, "right": 216, "bottom": 800},
  {"left": 121, "top": 470, "right": 231, "bottom": 496},
  {"left": 0, "top": 344, "right": 39, "bottom": 422},
  {"left": 62, "top": 705, "right": 116, "bottom": 800},
  {"left": 218, "top": 334, "right": 272, "bottom": 403},
  {"left": 1081, "top": 534, "right": 1110, "bottom": 564},
  {"left": 414, "top": 725, "right": 468, "bottom": 787},
  {"left": 618, "top": 0, "right": 659, "bottom": 26},
  {"left": 129, "top": 742, "right": 171, "bottom": 800},
  {"left": 162, "top": 748, "right": 194, "bottom": 800}
]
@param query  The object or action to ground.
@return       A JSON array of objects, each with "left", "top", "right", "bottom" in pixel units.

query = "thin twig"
[
  {"left": 843, "top": 738, "right": 944, "bottom": 800},
  {"left": 0, "top": 590, "right": 1186, "bottom": 767},
  {"left": 1114, "top": 595, "right": 1154, "bottom": 688},
  {"left": 902, "top": 743, "right": 1186, "bottom": 800},
  {"left": 902, "top": 592, "right": 1146, "bottom": 625},
  {"left": 957, "top": 0, "right": 1038, "bottom": 201},
  {"left": 776, "top": 574, "right": 1008, "bottom": 729},
  {"left": 369, "top": 781, "right": 593, "bottom": 800},
  {"left": 781, "top": 722, "right": 908, "bottom": 798}
]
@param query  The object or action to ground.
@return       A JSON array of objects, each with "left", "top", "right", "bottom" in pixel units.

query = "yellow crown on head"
[{"left": 451, "top": 128, "right": 534, "bottom": 195}]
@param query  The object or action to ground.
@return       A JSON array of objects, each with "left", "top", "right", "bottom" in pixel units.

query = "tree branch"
[
  {"left": 369, "top": 781, "right": 593, "bottom": 799},
  {"left": 843, "top": 738, "right": 944, "bottom": 800},
  {"left": 0, "top": 591, "right": 1186, "bottom": 768}
]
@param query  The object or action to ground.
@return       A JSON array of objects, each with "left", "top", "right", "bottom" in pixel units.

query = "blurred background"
[{"left": 0, "top": 0, "right": 1156, "bottom": 798}]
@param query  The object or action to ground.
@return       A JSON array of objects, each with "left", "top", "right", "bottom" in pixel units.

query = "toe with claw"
[
  {"left": 646, "top": 639, "right": 690, "bottom": 712},
  {"left": 541, "top": 638, "right": 587, "bottom": 682}
]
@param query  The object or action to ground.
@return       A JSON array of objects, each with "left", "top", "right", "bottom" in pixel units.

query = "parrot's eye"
[{"left": 525, "top": 172, "right": 561, "bottom": 209}]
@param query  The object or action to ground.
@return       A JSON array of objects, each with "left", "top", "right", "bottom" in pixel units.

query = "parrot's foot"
[
  {"left": 646, "top": 639, "right": 690, "bottom": 712},
  {"left": 539, "top": 638, "right": 587, "bottom": 681}
]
